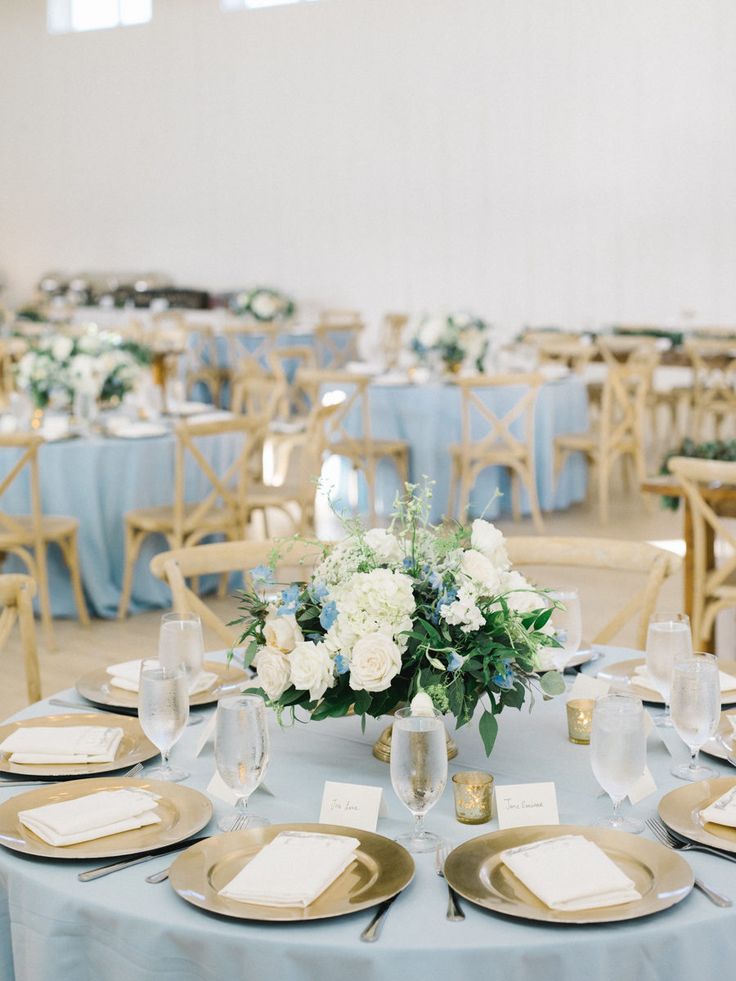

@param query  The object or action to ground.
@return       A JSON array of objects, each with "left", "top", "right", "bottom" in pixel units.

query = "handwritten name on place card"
[
  {"left": 495, "top": 782, "right": 560, "bottom": 829},
  {"left": 319, "top": 781, "right": 385, "bottom": 832}
]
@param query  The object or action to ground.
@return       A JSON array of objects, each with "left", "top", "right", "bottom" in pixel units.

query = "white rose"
[
  {"left": 460, "top": 548, "right": 504, "bottom": 595},
  {"left": 263, "top": 614, "right": 303, "bottom": 654},
  {"left": 250, "top": 292, "right": 279, "bottom": 320},
  {"left": 364, "top": 528, "right": 402, "bottom": 565},
  {"left": 348, "top": 632, "right": 402, "bottom": 693},
  {"left": 254, "top": 645, "right": 291, "bottom": 700},
  {"left": 51, "top": 336, "right": 73, "bottom": 362},
  {"left": 470, "top": 520, "right": 510, "bottom": 571},
  {"left": 289, "top": 641, "right": 335, "bottom": 702}
]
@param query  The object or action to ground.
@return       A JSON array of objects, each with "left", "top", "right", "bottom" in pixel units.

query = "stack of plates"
[{"left": 659, "top": 777, "right": 736, "bottom": 857}]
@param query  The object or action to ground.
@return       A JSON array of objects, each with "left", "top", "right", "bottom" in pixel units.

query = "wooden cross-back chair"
[
  {"left": 667, "top": 456, "right": 736, "bottom": 650},
  {"left": 313, "top": 318, "right": 364, "bottom": 369},
  {"left": 684, "top": 338, "right": 736, "bottom": 440},
  {"left": 150, "top": 538, "right": 328, "bottom": 650},
  {"left": 0, "top": 573, "right": 41, "bottom": 703},
  {"left": 270, "top": 345, "right": 318, "bottom": 420},
  {"left": 555, "top": 345, "right": 656, "bottom": 523},
  {"left": 506, "top": 536, "right": 682, "bottom": 650},
  {"left": 182, "top": 322, "right": 222, "bottom": 404},
  {"left": 117, "top": 415, "right": 269, "bottom": 618},
  {"left": 533, "top": 337, "right": 595, "bottom": 374},
  {"left": 448, "top": 373, "right": 545, "bottom": 532},
  {"left": 298, "top": 369, "right": 409, "bottom": 524},
  {"left": 0, "top": 434, "right": 88, "bottom": 649}
]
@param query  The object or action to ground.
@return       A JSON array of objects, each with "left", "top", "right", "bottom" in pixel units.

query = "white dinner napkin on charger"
[
  {"left": 19, "top": 789, "right": 161, "bottom": 846},
  {"left": 106, "top": 659, "right": 218, "bottom": 696},
  {"left": 219, "top": 831, "right": 360, "bottom": 907},
  {"left": 0, "top": 726, "right": 124, "bottom": 764},
  {"left": 501, "top": 835, "right": 641, "bottom": 911},
  {"left": 700, "top": 786, "right": 736, "bottom": 828},
  {"left": 634, "top": 664, "right": 736, "bottom": 696}
]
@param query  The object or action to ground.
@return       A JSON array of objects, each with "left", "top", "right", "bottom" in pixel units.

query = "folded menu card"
[
  {"left": 500, "top": 835, "right": 641, "bottom": 911},
  {"left": 700, "top": 786, "right": 736, "bottom": 828},
  {"left": 19, "top": 789, "right": 161, "bottom": 846},
  {"left": 106, "top": 660, "right": 217, "bottom": 696},
  {"left": 0, "top": 726, "right": 123, "bottom": 764},
  {"left": 218, "top": 831, "right": 360, "bottom": 907},
  {"left": 634, "top": 664, "right": 736, "bottom": 696}
]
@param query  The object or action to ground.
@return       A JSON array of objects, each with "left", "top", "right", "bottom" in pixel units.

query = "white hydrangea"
[
  {"left": 440, "top": 583, "right": 485, "bottom": 633},
  {"left": 324, "top": 568, "right": 416, "bottom": 657}
]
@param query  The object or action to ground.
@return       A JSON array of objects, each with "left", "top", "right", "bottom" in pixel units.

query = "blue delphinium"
[
  {"left": 335, "top": 654, "right": 350, "bottom": 676},
  {"left": 250, "top": 564, "right": 272, "bottom": 586},
  {"left": 319, "top": 600, "right": 338, "bottom": 630},
  {"left": 278, "top": 584, "right": 301, "bottom": 616},
  {"left": 447, "top": 650, "right": 463, "bottom": 672},
  {"left": 493, "top": 659, "right": 515, "bottom": 689}
]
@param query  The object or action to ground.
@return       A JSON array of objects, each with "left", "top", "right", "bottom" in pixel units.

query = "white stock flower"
[
  {"left": 441, "top": 583, "right": 485, "bottom": 634},
  {"left": 364, "top": 528, "right": 402, "bottom": 565},
  {"left": 289, "top": 641, "right": 335, "bottom": 702},
  {"left": 51, "top": 336, "right": 73, "bottom": 362},
  {"left": 348, "top": 633, "right": 402, "bottom": 693},
  {"left": 470, "top": 520, "right": 510, "bottom": 571},
  {"left": 254, "top": 645, "right": 291, "bottom": 700},
  {"left": 460, "top": 548, "right": 504, "bottom": 596},
  {"left": 263, "top": 614, "right": 303, "bottom": 653},
  {"left": 499, "top": 570, "right": 542, "bottom": 613}
]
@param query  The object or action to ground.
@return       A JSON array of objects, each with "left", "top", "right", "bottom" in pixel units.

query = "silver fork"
[
  {"left": 146, "top": 812, "right": 249, "bottom": 884},
  {"left": 435, "top": 841, "right": 465, "bottom": 921},
  {"left": 646, "top": 818, "right": 733, "bottom": 906}
]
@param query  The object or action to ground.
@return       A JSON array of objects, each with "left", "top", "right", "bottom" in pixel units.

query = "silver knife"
[
  {"left": 78, "top": 835, "right": 210, "bottom": 881},
  {"left": 360, "top": 893, "right": 400, "bottom": 942}
]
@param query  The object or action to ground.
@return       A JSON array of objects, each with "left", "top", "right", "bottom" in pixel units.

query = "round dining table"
[
  {"left": 0, "top": 647, "right": 732, "bottom": 981},
  {"left": 0, "top": 424, "right": 244, "bottom": 618}
]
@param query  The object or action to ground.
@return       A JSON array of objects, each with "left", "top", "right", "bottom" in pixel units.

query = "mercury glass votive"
[
  {"left": 567, "top": 698, "right": 595, "bottom": 744},
  {"left": 452, "top": 771, "right": 494, "bottom": 824}
]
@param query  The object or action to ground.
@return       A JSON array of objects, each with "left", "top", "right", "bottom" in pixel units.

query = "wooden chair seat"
[
  {"left": 332, "top": 436, "right": 409, "bottom": 459},
  {"left": 448, "top": 441, "right": 527, "bottom": 463},
  {"left": 122, "top": 503, "right": 237, "bottom": 537},
  {"left": 0, "top": 513, "right": 79, "bottom": 546}
]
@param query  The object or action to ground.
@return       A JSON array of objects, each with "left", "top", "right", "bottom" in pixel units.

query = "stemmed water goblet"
[
  {"left": 645, "top": 612, "right": 692, "bottom": 727},
  {"left": 590, "top": 692, "right": 647, "bottom": 834},
  {"left": 138, "top": 661, "right": 190, "bottom": 782},
  {"left": 215, "top": 695, "right": 270, "bottom": 831},
  {"left": 390, "top": 707, "right": 448, "bottom": 853},
  {"left": 670, "top": 653, "right": 720, "bottom": 781},
  {"left": 158, "top": 611, "right": 205, "bottom": 683}
]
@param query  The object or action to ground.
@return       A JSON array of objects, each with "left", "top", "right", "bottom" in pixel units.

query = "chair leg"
[
  {"left": 598, "top": 457, "right": 610, "bottom": 524},
  {"left": 117, "top": 523, "right": 145, "bottom": 619},
  {"left": 59, "top": 532, "right": 90, "bottom": 626},
  {"left": 447, "top": 457, "right": 459, "bottom": 519},
  {"left": 18, "top": 584, "right": 41, "bottom": 703},
  {"left": 33, "top": 542, "right": 55, "bottom": 652},
  {"left": 510, "top": 473, "right": 521, "bottom": 522}
]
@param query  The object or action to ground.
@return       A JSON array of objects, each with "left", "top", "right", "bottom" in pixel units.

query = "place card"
[
  {"left": 494, "top": 782, "right": 560, "bottom": 829},
  {"left": 318, "top": 780, "right": 386, "bottom": 832},
  {"left": 568, "top": 674, "right": 610, "bottom": 700},
  {"left": 628, "top": 767, "right": 657, "bottom": 806},
  {"left": 195, "top": 714, "right": 216, "bottom": 757},
  {"left": 206, "top": 770, "right": 276, "bottom": 803}
]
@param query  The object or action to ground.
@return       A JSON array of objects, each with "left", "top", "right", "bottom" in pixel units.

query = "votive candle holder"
[
  {"left": 566, "top": 698, "right": 595, "bottom": 744},
  {"left": 452, "top": 771, "right": 494, "bottom": 824}
]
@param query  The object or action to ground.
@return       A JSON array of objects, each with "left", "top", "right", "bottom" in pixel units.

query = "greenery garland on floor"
[{"left": 660, "top": 438, "right": 736, "bottom": 510}]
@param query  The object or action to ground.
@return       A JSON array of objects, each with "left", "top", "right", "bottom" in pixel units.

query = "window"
[
  {"left": 221, "top": 0, "right": 320, "bottom": 11},
  {"left": 48, "top": 0, "right": 152, "bottom": 34}
]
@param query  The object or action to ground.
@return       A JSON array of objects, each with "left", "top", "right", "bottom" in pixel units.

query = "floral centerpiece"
[
  {"left": 233, "top": 486, "right": 563, "bottom": 756},
  {"left": 15, "top": 331, "right": 151, "bottom": 409},
  {"left": 230, "top": 287, "right": 295, "bottom": 323},
  {"left": 411, "top": 312, "right": 490, "bottom": 373}
]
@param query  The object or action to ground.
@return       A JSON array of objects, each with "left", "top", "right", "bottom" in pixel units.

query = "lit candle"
[
  {"left": 452, "top": 771, "right": 494, "bottom": 824},
  {"left": 566, "top": 698, "right": 595, "bottom": 744}
]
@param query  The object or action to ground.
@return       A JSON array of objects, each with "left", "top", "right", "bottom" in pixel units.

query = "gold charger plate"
[
  {"left": 168, "top": 822, "right": 415, "bottom": 922},
  {"left": 701, "top": 712, "right": 736, "bottom": 763},
  {"left": 0, "top": 713, "right": 158, "bottom": 778},
  {"left": 75, "top": 661, "right": 247, "bottom": 713},
  {"left": 659, "top": 776, "right": 736, "bottom": 852},
  {"left": 599, "top": 658, "right": 736, "bottom": 706},
  {"left": 444, "top": 824, "right": 693, "bottom": 925},
  {"left": 0, "top": 776, "right": 212, "bottom": 859}
]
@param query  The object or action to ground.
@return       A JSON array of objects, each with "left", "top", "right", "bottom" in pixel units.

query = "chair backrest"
[
  {"left": 230, "top": 372, "right": 285, "bottom": 421},
  {"left": 0, "top": 433, "right": 44, "bottom": 544},
  {"left": 150, "top": 538, "right": 328, "bottom": 648},
  {"left": 218, "top": 322, "right": 280, "bottom": 378},
  {"left": 0, "top": 573, "right": 40, "bottom": 703},
  {"left": 506, "top": 536, "right": 681, "bottom": 649},
  {"left": 685, "top": 338, "right": 736, "bottom": 434},
  {"left": 595, "top": 343, "right": 656, "bottom": 451},
  {"left": 534, "top": 338, "right": 594, "bottom": 373},
  {"left": 271, "top": 345, "right": 317, "bottom": 418},
  {"left": 455, "top": 373, "right": 544, "bottom": 461},
  {"left": 667, "top": 455, "right": 736, "bottom": 641},
  {"left": 171, "top": 416, "right": 267, "bottom": 545},
  {"left": 297, "top": 369, "right": 372, "bottom": 455},
  {"left": 313, "top": 320, "right": 363, "bottom": 369}
]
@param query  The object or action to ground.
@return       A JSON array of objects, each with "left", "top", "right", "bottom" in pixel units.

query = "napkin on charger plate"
[
  {"left": 634, "top": 664, "right": 736, "bottom": 696},
  {"left": 106, "top": 659, "right": 218, "bottom": 696},
  {"left": 219, "top": 831, "right": 360, "bottom": 907},
  {"left": 700, "top": 786, "right": 736, "bottom": 828},
  {"left": 0, "top": 726, "right": 124, "bottom": 764},
  {"left": 500, "top": 835, "right": 641, "bottom": 911},
  {"left": 19, "top": 788, "right": 161, "bottom": 846}
]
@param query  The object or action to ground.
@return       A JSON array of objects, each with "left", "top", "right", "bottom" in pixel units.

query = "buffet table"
[{"left": 0, "top": 648, "right": 733, "bottom": 981}]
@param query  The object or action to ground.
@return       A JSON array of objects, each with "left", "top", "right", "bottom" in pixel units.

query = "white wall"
[{"left": 2, "top": 0, "right": 736, "bottom": 330}]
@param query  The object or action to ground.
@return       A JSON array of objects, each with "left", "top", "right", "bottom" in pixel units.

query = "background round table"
[
  {"left": 0, "top": 427, "right": 243, "bottom": 618},
  {"left": 0, "top": 647, "right": 732, "bottom": 981}
]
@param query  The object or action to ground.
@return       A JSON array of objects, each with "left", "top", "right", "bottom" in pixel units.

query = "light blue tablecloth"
[
  {"left": 331, "top": 375, "right": 588, "bottom": 521},
  {"left": 0, "top": 647, "right": 732, "bottom": 981},
  {"left": 0, "top": 429, "right": 243, "bottom": 619}
]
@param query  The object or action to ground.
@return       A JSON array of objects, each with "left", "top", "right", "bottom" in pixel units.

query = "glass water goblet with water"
[
  {"left": 645, "top": 612, "right": 692, "bottom": 727},
  {"left": 215, "top": 695, "right": 270, "bottom": 831},
  {"left": 158, "top": 612, "right": 205, "bottom": 684},
  {"left": 390, "top": 707, "right": 448, "bottom": 853},
  {"left": 590, "top": 692, "right": 647, "bottom": 834},
  {"left": 547, "top": 588, "right": 583, "bottom": 672},
  {"left": 138, "top": 661, "right": 190, "bottom": 782},
  {"left": 670, "top": 654, "right": 720, "bottom": 781}
]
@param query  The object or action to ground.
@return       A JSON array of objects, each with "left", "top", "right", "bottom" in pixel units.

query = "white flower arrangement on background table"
[
  {"left": 230, "top": 287, "right": 296, "bottom": 322},
  {"left": 411, "top": 311, "right": 490, "bottom": 373}
]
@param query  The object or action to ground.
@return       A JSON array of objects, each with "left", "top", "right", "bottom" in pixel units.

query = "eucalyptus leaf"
[{"left": 539, "top": 670, "right": 566, "bottom": 696}]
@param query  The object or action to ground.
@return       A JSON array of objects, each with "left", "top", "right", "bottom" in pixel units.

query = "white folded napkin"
[
  {"left": 106, "top": 659, "right": 217, "bottom": 695},
  {"left": 19, "top": 788, "right": 161, "bottom": 846},
  {"left": 106, "top": 420, "right": 168, "bottom": 439},
  {"left": 501, "top": 835, "right": 641, "bottom": 911},
  {"left": 634, "top": 664, "right": 736, "bottom": 696},
  {"left": 700, "top": 786, "right": 736, "bottom": 828},
  {"left": 0, "top": 726, "right": 124, "bottom": 764},
  {"left": 219, "top": 831, "right": 360, "bottom": 907}
]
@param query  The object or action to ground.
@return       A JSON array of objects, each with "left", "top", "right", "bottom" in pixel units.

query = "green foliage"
[{"left": 660, "top": 438, "right": 736, "bottom": 510}]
